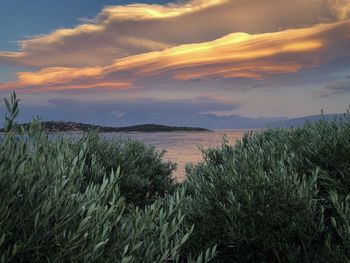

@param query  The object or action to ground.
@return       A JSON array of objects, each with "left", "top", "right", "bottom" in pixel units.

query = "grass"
[{"left": 1, "top": 92, "right": 350, "bottom": 262}]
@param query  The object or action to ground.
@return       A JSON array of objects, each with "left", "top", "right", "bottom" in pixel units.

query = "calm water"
[
  {"left": 2, "top": 130, "right": 247, "bottom": 180},
  {"left": 101, "top": 130, "right": 246, "bottom": 180}
]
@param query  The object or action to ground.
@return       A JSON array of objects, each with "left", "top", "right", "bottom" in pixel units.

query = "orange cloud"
[
  {"left": 326, "top": 0, "right": 350, "bottom": 20},
  {"left": 17, "top": 67, "right": 103, "bottom": 86},
  {"left": 97, "top": 0, "right": 227, "bottom": 20},
  {"left": 0, "top": 0, "right": 349, "bottom": 69},
  {"left": 0, "top": 67, "right": 132, "bottom": 93},
  {"left": 1, "top": 20, "right": 349, "bottom": 93}
]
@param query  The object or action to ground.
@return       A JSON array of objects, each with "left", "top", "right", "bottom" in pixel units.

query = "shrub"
[
  {"left": 182, "top": 115, "right": 350, "bottom": 262},
  {"left": 0, "top": 93, "right": 215, "bottom": 262},
  {"left": 72, "top": 133, "right": 176, "bottom": 207}
]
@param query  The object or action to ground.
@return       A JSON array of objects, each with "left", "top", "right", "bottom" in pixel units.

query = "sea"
[
  {"left": 100, "top": 130, "right": 247, "bottom": 181},
  {"left": 1, "top": 130, "right": 248, "bottom": 180}
]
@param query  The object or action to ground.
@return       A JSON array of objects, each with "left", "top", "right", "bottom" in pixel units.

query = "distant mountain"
[
  {"left": 6, "top": 121, "right": 210, "bottom": 133},
  {"left": 1, "top": 113, "right": 345, "bottom": 132},
  {"left": 115, "top": 124, "right": 210, "bottom": 132},
  {"left": 258, "top": 114, "right": 344, "bottom": 128},
  {"left": 190, "top": 114, "right": 288, "bottom": 129}
]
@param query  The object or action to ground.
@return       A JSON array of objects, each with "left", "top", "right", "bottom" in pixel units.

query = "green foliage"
[
  {"left": 182, "top": 114, "right": 350, "bottom": 262},
  {"left": 0, "top": 92, "right": 213, "bottom": 262},
  {"left": 0, "top": 123, "right": 214, "bottom": 262},
  {"left": 72, "top": 133, "right": 176, "bottom": 207},
  {"left": 3, "top": 91, "right": 19, "bottom": 133}
]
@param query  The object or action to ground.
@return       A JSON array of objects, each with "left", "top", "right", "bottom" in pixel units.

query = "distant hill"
[
  {"left": 5, "top": 121, "right": 210, "bottom": 133},
  {"left": 1, "top": 114, "right": 346, "bottom": 132},
  {"left": 258, "top": 114, "right": 344, "bottom": 128},
  {"left": 114, "top": 124, "right": 210, "bottom": 132},
  {"left": 189, "top": 114, "right": 288, "bottom": 129}
]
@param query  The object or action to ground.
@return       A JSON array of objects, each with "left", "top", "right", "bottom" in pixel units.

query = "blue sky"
[
  {"left": 0, "top": 0, "right": 349, "bottom": 127},
  {"left": 0, "top": 1, "right": 173, "bottom": 50},
  {"left": 0, "top": 0, "right": 169, "bottom": 80}
]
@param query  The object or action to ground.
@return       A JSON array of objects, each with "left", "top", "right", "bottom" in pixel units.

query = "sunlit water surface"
[
  {"left": 99, "top": 130, "right": 246, "bottom": 180},
  {"left": 6, "top": 130, "right": 247, "bottom": 180}
]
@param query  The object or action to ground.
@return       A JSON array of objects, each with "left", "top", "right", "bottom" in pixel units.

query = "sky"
[{"left": 0, "top": 0, "right": 350, "bottom": 127}]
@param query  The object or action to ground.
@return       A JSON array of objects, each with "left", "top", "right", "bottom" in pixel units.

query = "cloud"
[
  {"left": 0, "top": 0, "right": 349, "bottom": 68},
  {"left": 6, "top": 96, "right": 241, "bottom": 128},
  {"left": 318, "top": 78, "right": 350, "bottom": 96},
  {"left": 1, "top": 20, "right": 349, "bottom": 93},
  {"left": 327, "top": 0, "right": 350, "bottom": 20}
]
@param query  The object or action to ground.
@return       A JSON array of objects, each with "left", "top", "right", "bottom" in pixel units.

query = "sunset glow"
[{"left": 0, "top": 0, "right": 349, "bottom": 124}]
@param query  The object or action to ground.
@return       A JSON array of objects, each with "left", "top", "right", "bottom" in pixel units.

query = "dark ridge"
[{"left": 5, "top": 121, "right": 211, "bottom": 133}]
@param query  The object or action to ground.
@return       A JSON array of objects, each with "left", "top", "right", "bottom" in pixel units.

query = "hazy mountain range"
[
  {"left": 1, "top": 113, "right": 343, "bottom": 131},
  {"left": 99, "top": 113, "right": 339, "bottom": 129},
  {"left": 254, "top": 113, "right": 342, "bottom": 129},
  {"left": 2, "top": 122, "right": 209, "bottom": 133}
]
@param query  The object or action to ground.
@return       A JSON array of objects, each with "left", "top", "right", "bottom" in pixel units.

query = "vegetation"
[
  {"left": 72, "top": 133, "right": 176, "bottom": 207},
  {"left": 183, "top": 113, "right": 350, "bottom": 262},
  {"left": 0, "top": 93, "right": 215, "bottom": 262},
  {"left": 1, "top": 121, "right": 210, "bottom": 133},
  {"left": 1, "top": 92, "right": 350, "bottom": 262}
]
